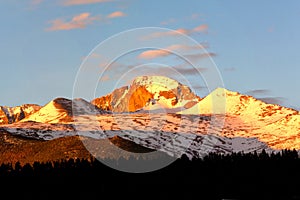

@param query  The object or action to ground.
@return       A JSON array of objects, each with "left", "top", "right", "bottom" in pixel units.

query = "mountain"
[
  {"left": 0, "top": 76, "right": 300, "bottom": 162},
  {"left": 180, "top": 88, "right": 298, "bottom": 118},
  {"left": 92, "top": 76, "right": 200, "bottom": 113},
  {"left": 179, "top": 87, "right": 300, "bottom": 150},
  {"left": 21, "top": 98, "right": 107, "bottom": 124},
  {"left": 0, "top": 104, "right": 41, "bottom": 125}
]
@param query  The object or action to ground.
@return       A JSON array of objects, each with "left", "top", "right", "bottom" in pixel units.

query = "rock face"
[
  {"left": 92, "top": 76, "right": 201, "bottom": 112},
  {"left": 0, "top": 104, "right": 41, "bottom": 124}
]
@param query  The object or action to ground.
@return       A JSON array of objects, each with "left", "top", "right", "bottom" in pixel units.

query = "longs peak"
[{"left": 92, "top": 76, "right": 201, "bottom": 113}]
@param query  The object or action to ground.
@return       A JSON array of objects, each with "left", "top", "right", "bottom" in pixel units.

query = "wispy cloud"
[
  {"left": 223, "top": 67, "right": 236, "bottom": 72},
  {"left": 183, "top": 52, "right": 216, "bottom": 62},
  {"left": 246, "top": 89, "right": 287, "bottom": 106},
  {"left": 257, "top": 97, "right": 286, "bottom": 105},
  {"left": 81, "top": 53, "right": 103, "bottom": 61},
  {"left": 190, "top": 13, "right": 200, "bottom": 20},
  {"left": 193, "top": 24, "right": 208, "bottom": 33},
  {"left": 107, "top": 11, "right": 126, "bottom": 18},
  {"left": 160, "top": 18, "right": 177, "bottom": 25},
  {"left": 100, "top": 75, "right": 110, "bottom": 81},
  {"left": 268, "top": 26, "right": 275, "bottom": 33},
  {"left": 173, "top": 67, "right": 207, "bottom": 75},
  {"left": 31, "top": 0, "right": 43, "bottom": 5},
  {"left": 63, "top": 0, "right": 112, "bottom": 6},
  {"left": 142, "top": 24, "right": 209, "bottom": 40},
  {"left": 192, "top": 85, "right": 208, "bottom": 90},
  {"left": 46, "top": 12, "right": 99, "bottom": 31},
  {"left": 246, "top": 89, "right": 271, "bottom": 96},
  {"left": 138, "top": 49, "right": 171, "bottom": 59},
  {"left": 138, "top": 44, "right": 209, "bottom": 60}
]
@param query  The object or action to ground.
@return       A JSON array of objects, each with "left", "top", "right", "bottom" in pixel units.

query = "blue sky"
[{"left": 1, "top": 0, "right": 299, "bottom": 109}]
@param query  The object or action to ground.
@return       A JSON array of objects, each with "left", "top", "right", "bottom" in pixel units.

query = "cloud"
[
  {"left": 190, "top": 14, "right": 200, "bottom": 20},
  {"left": 138, "top": 49, "right": 171, "bottom": 59},
  {"left": 245, "top": 89, "right": 287, "bottom": 106},
  {"left": 142, "top": 24, "right": 209, "bottom": 40},
  {"left": 81, "top": 53, "right": 103, "bottom": 61},
  {"left": 173, "top": 67, "right": 207, "bottom": 75},
  {"left": 100, "top": 75, "right": 110, "bottom": 81},
  {"left": 160, "top": 18, "right": 177, "bottom": 25},
  {"left": 31, "top": 0, "right": 43, "bottom": 5},
  {"left": 138, "top": 44, "right": 209, "bottom": 60},
  {"left": 268, "top": 26, "right": 275, "bottom": 33},
  {"left": 192, "top": 85, "right": 208, "bottom": 90},
  {"left": 168, "top": 44, "right": 208, "bottom": 51},
  {"left": 107, "top": 11, "right": 126, "bottom": 18},
  {"left": 223, "top": 67, "right": 236, "bottom": 72},
  {"left": 290, "top": 106, "right": 300, "bottom": 111},
  {"left": 46, "top": 13, "right": 99, "bottom": 31},
  {"left": 63, "top": 0, "right": 112, "bottom": 6},
  {"left": 246, "top": 89, "right": 271, "bottom": 96},
  {"left": 257, "top": 97, "right": 286, "bottom": 105},
  {"left": 183, "top": 52, "right": 216, "bottom": 62},
  {"left": 193, "top": 24, "right": 208, "bottom": 33}
]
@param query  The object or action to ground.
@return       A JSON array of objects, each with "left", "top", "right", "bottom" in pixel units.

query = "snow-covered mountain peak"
[
  {"left": 92, "top": 76, "right": 201, "bottom": 113},
  {"left": 132, "top": 75, "right": 179, "bottom": 91},
  {"left": 20, "top": 97, "right": 107, "bottom": 124},
  {"left": 179, "top": 87, "right": 297, "bottom": 123},
  {"left": 21, "top": 97, "right": 73, "bottom": 124}
]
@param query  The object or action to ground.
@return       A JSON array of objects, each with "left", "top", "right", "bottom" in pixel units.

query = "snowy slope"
[
  {"left": 180, "top": 87, "right": 297, "bottom": 122},
  {"left": 179, "top": 87, "right": 300, "bottom": 150},
  {"left": 22, "top": 98, "right": 107, "bottom": 124},
  {"left": 21, "top": 98, "right": 73, "bottom": 124},
  {"left": 0, "top": 113, "right": 271, "bottom": 159}
]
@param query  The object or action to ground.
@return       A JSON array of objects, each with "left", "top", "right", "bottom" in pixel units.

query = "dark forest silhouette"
[{"left": 0, "top": 149, "right": 300, "bottom": 199}]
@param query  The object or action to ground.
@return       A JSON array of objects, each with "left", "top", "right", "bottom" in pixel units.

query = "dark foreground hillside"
[{"left": 1, "top": 150, "right": 300, "bottom": 200}]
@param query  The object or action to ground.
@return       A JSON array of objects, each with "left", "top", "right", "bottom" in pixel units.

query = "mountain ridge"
[{"left": 0, "top": 75, "right": 300, "bottom": 160}]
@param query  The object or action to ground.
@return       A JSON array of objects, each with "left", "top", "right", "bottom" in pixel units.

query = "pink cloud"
[
  {"left": 107, "top": 11, "right": 126, "bottom": 18},
  {"left": 138, "top": 44, "right": 209, "bottom": 60},
  {"left": 167, "top": 44, "right": 208, "bottom": 51},
  {"left": 63, "top": 0, "right": 112, "bottom": 6},
  {"left": 160, "top": 18, "right": 177, "bottom": 25},
  {"left": 190, "top": 14, "right": 200, "bottom": 20},
  {"left": 100, "top": 75, "right": 110, "bottom": 81},
  {"left": 31, "top": 0, "right": 43, "bottom": 5},
  {"left": 142, "top": 24, "right": 209, "bottom": 40},
  {"left": 46, "top": 13, "right": 99, "bottom": 31},
  {"left": 193, "top": 24, "right": 208, "bottom": 33},
  {"left": 138, "top": 49, "right": 171, "bottom": 59}
]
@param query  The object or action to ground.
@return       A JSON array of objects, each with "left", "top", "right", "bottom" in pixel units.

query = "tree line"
[{"left": 0, "top": 149, "right": 299, "bottom": 199}]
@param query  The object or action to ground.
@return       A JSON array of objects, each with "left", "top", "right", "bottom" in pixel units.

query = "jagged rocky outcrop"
[
  {"left": 0, "top": 104, "right": 41, "bottom": 124},
  {"left": 92, "top": 76, "right": 201, "bottom": 112}
]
